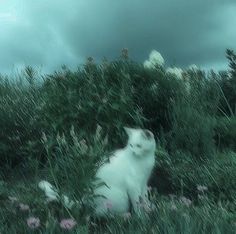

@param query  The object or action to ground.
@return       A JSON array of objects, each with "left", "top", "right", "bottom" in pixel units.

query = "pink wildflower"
[
  {"left": 122, "top": 212, "right": 131, "bottom": 220},
  {"left": 19, "top": 203, "right": 30, "bottom": 211},
  {"left": 59, "top": 218, "right": 77, "bottom": 230},
  {"left": 179, "top": 196, "right": 192, "bottom": 207},
  {"left": 26, "top": 217, "right": 40, "bottom": 229},
  {"left": 136, "top": 198, "right": 155, "bottom": 213}
]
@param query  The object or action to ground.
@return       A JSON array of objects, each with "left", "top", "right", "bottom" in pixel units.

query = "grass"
[
  {"left": 1, "top": 50, "right": 236, "bottom": 233},
  {"left": 1, "top": 180, "right": 236, "bottom": 233}
]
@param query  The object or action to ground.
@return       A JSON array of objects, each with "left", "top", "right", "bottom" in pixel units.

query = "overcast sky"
[{"left": 0, "top": 0, "right": 236, "bottom": 75}]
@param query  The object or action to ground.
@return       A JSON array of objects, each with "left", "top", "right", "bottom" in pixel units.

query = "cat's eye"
[{"left": 136, "top": 144, "right": 141, "bottom": 148}]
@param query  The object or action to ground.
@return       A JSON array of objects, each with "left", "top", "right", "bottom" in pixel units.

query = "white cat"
[{"left": 38, "top": 127, "right": 156, "bottom": 216}]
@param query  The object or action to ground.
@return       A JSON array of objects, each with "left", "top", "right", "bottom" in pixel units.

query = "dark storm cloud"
[{"left": 0, "top": 0, "right": 236, "bottom": 74}]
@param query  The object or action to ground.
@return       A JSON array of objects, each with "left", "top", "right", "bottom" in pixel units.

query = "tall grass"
[{"left": 0, "top": 50, "right": 236, "bottom": 232}]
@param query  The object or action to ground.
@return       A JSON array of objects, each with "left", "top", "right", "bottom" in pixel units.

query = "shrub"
[
  {"left": 37, "top": 63, "right": 146, "bottom": 148},
  {"left": 214, "top": 117, "right": 236, "bottom": 151},
  {"left": 0, "top": 79, "right": 42, "bottom": 169},
  {"left": 169, "top": 101, "right": 216, "bottom": 159},
  {"left": 217, "top": 50, "right": 236, "bottom": 116},
  {"left": 155, "top": 149, "right": 236, "bottom": 201},
  {"left": 40, "top": 124, "right": 110, "bottom": 216}
]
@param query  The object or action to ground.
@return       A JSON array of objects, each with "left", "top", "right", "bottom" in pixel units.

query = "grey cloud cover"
[{"left": 0, "top": 0, "right": 236, "bottom": 74}]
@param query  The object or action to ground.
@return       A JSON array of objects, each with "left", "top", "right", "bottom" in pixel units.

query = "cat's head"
[{"left": 124, "top": 127, "right": 156, "bottom": 157}]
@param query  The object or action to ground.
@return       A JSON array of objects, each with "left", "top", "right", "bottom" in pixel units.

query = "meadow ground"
[{"left": 1, "top": 51, "right": 236, "bottom": 233}]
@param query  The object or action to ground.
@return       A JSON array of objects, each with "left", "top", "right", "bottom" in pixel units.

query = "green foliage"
[
  {"left": 37, "top": 63, "right": 145, "bottom": 148},
  {"left": 167, "top": 70, "right": 222, "bottom": 158},
  {"left": 169, "top": 102, "right": 216, "bottom": 158},
  {"left": 1, "top": 52, "right": 236, "bottom": 232},
  {"left": 226, "top": 49, "right": 236, "bottom": 78},
  {"left": 135, "top": 67, "right": 185, "bottom": 133},
  {"left": 41, "top": 125, "right": 109, "bottom": 207},
  {"left": 214, "top": 117, "right": 236, "bottom": 150},
  {"left": 158, "top": 150, "right": 236, "bottom": 201},
  {"left": 1, "top": 181, "right": 236, "bottom": 233},
  {"left": 217, "top": 49, "right": 236, "bottom": 115},
  {"left": 0, "top": 78, "right": 42, "bottom": 168}
]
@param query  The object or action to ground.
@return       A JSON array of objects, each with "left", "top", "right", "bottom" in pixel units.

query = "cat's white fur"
[{"left": 38, "top": 127, "right": 156, "bottom": 216}]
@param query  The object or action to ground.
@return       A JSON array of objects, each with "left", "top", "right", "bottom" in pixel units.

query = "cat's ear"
[
  {"left": 142, "top": 129, "right": 154, "bottom": 139},
  {"left": 123, "top": 127, "right": 133, "bottom": 137}
]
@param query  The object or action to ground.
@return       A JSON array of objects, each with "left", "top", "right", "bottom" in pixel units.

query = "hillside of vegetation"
[{"left": 0, "top": 49, "right": 236, "bottom": 233}]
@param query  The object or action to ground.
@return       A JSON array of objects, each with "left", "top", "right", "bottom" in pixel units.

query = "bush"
[
  {"left": 169, "top": 101, "right": 216, "bottom": 159},
  {"left": 41, "top": 125, "right": 109, "bottom": 202},
  {"left": 37, "top": 63, "right": 146, "bottom": 148},
  {"left": 0, "top": 79, "right": 42, "bottom": 169},
  {"left": 217, "top": 50, "right": 236, "bottom": 116},
  {"left": 214, "top": 117, "right": 236, "bottom": 150},
  {"left": 1, "top": 54, "right": 236, "bottom": 232},
  {"left": 154, "top": 149, "right": 236, "bottom": 201},
  {"left": 1, "top": 54, "right": 236, "bottom": 205},
  {"left": 134, "top": 67, "right": 185, "bottom": 134}
]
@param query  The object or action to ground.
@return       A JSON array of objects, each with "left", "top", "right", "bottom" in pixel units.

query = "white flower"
[
  {"left": 38, "top": 180, "right": 59, "bottom": 201},
  {"left": 143, "top": 50, "right": 165, "bottom": 69},
  {"left": 149, "top": 50, "right": 165, "bottom": 66},
  {"left": 143, "top": 60, "right": 155, "bottom": 69},
  {"left": 166, "top": 67, "right": 183, "bottom": 79}
]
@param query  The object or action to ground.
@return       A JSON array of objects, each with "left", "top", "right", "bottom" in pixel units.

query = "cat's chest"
[
  {"left": 96, "top": 152, "right": 155, "bottom": 185},
  {"left": 116, "top": 155, "right": 154, "bottom": 182},
  {"left": 128, "top": 156, "right": 154, "bottom": 177}
]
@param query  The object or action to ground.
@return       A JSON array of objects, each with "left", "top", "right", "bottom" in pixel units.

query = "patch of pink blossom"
[
  {"left": 179, "top": 196, "right": 192, "bottom": 207},
  {"left": 122, "top": 212, "right": 132, "bottom": 220},
  {"left": 19, "top": 203, "right": 30, "bottom": 211},
  {"left": 26, "top": 217, "right": 40, "bottom": 229},
  {"left": 136, "top": 198, "right": 156, "bottom": 213},
  {"left": 59, "top": 218, "right": 77, "bottom": 230}
]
